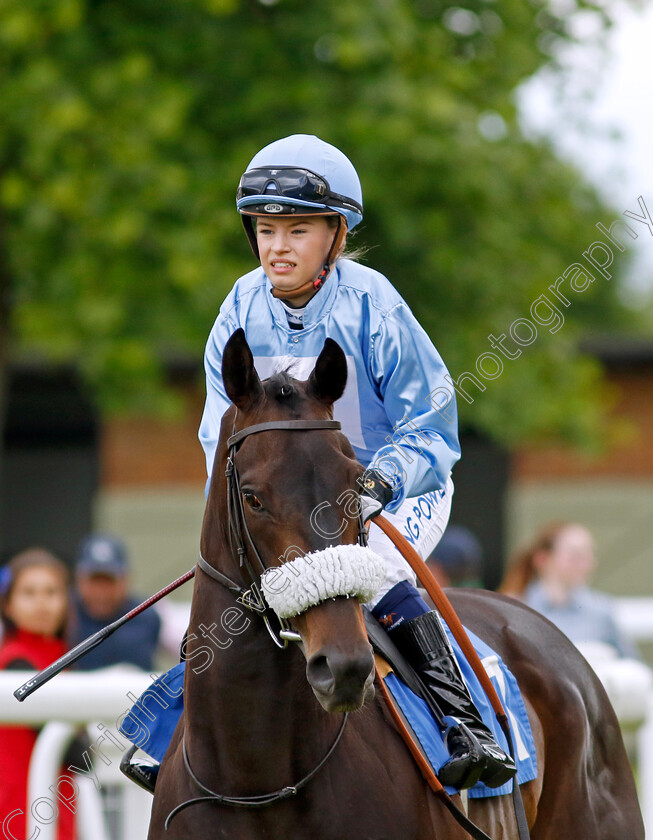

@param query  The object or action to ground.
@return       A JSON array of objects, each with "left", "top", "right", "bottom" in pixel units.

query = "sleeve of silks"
[
  {"left": 199, "top": 313, "right": 239, "bottom": 494},
  {"left": 366, "top": 303, "right": 461, "bottom": 512}
]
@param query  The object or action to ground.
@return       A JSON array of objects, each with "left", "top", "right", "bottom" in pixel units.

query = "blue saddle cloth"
[
  {"left": 120, "top": 625, "right": 537, "bottom": 798},
  {"left": 120, "top": 664, "right": 185, "bottom": 763}
]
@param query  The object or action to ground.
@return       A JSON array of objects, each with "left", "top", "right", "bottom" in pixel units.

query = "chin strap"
[
  {"left": 313, "top": 215, "right": 345, "bottom": 291},
  {"left": 251, "top": 215, "right": 346, "bottom": 303}
]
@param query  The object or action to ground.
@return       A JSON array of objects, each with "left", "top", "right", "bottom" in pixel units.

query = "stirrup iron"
[{"left": 120, "top": 745, "right": 159, "bottom": 795}]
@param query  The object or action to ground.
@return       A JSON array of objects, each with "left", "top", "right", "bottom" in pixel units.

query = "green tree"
[{"left": 0, "top": 0, "right": 638, "bottom": 451}]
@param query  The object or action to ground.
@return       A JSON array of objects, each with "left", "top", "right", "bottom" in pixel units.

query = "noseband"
[{"left": 198, "top": 417, "right": 369, "bottom": 648}]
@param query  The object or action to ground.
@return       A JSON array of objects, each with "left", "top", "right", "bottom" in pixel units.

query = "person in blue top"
[
  {"left": 122, "top": 134, "right": 516, "bottom": 793},
  {"left": 71, "top": 534, "right": 161, "bottom": 672}
]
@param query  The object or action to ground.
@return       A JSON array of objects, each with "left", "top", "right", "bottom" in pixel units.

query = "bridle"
[
  {"left": 167, "top": 417, "right": 366, "bottom": 828},
  {"left": 198, "top": 417, "right": 368, "bottom": 648}
]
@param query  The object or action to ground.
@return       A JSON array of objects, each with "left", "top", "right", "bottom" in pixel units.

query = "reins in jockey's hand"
[{"left": 357, "top": 468, "right": 394, "bottom": 524}]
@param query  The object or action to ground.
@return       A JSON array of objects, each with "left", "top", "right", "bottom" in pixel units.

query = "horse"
[{"left": 148, "top": 329, "right": 644, "bottom": 839}]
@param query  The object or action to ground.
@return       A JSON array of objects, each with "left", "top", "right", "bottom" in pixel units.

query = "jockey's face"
[{"left": 255, "top": 215, "right": 335, "bottom": 306}]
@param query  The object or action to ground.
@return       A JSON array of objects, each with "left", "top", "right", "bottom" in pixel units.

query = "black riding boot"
[
  {"left": 391, "top": 610, "right": 517, "bottom": 790},
  {"left": 120, "top": 746, "right": 159, "bottom": 794}
]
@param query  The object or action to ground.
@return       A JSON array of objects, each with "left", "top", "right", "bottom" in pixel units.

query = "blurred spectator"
[
  {"left": 0, "top": 548, "right": 76, "bottom": 840},
  {"left": 499, "top": 521, "right": 638, "bottom": 659},
  {"left": 70, "top": 534, "right": 161, "bottom": 671},
  {"left": 425, "top": 525, "right": 484, "bottom": 588}
]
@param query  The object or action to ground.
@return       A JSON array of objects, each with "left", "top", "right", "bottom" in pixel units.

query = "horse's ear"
[
  {"left": 222, "top": 329, "right": 264, "bottom": 410},
  {"left": 307, "top": 338, "right": 348, "bottom": 405}
]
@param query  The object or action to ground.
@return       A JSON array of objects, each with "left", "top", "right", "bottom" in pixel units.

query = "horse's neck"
[{"left": 184, "top": 564, "right": 337, "bottom": 792}]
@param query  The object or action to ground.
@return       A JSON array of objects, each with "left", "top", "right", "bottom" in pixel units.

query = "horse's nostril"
[
  {"left": 306, "top": 653, "right": 335, "bottom": 694},
  {"left": 306, "top": 648, "right": 374, "bottom": 702},
  {"left": 345, "top": 650, "right": 375, "bottom": 688}
]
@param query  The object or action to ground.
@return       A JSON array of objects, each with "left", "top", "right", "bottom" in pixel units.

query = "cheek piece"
[{"left": 243, "top": 215, "right": 346, "bottom": 302}]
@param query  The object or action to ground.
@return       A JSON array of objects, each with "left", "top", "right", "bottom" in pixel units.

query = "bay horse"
[{"left": 149, "top": 329, "right": 644, "bottom": 839}]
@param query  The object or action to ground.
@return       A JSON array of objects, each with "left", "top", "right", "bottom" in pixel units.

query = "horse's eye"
[{"left": 243, "top": 492, "right": 263, "bottom": 511}]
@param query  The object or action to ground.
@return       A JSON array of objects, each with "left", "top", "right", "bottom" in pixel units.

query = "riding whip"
[{"left": 13, "top": 568, "right": 196, "bottom": 702}]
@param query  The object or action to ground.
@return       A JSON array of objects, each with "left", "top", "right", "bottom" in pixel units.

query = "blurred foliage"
[{"left": 0, "top": 0, "right": 640, "bottom": 447}]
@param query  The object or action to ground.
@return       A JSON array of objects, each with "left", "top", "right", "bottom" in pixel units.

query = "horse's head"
[{"left": 206, "top": 328, "right": 382, "bottom": 713}]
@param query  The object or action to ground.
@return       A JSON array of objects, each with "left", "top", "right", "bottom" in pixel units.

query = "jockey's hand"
[{"left": 358, "top": 469, "right": 394, "bottom": 524}]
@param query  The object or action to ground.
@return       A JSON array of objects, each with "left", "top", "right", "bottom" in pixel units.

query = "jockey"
[{"left": 123, "top": 134, "right": 516, "bottom": 793}]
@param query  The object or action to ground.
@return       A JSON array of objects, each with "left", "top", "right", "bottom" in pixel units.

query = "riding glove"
[{"left": 358, "top": 469, "right": 394, "bottom": 523}]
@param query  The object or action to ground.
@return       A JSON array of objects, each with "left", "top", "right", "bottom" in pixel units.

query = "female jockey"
[{"left": 122, "top": 134, "right": 515, "bottom": 793}]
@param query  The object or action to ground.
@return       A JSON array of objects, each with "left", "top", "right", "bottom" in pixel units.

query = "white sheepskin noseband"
[{"left": 260, "top": 545, "right": 387, "bottom": 620}]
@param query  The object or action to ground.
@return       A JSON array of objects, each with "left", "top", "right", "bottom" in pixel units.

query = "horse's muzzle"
[{"left": 306, "top": 646, "right": 376, "bottom": 712}]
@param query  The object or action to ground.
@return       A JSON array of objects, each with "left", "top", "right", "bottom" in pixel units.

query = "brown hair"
[
  {"left": 499, "top": 521, "right": 572, "bottom": 598},
  {"left": 0, "top": 548, "right": 71, "bottom": 639}
]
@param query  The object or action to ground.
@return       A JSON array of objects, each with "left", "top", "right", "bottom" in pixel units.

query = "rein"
[
  {"left": 373, "top": 515, "right": 531, "bottom": 840},
  {"left": 164, "top": 714, "right": 348, "bottom": 830}
]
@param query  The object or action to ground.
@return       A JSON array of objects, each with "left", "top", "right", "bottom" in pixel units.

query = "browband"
[{"left": 227, "top": 420, "right": 341, "bottom": 449}]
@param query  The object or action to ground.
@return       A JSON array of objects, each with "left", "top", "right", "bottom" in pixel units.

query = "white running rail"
[{"left": 0, "top": 668, "right": 154, "bottom": 840}]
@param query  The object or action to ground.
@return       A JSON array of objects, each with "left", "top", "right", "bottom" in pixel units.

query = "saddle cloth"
[{"left": 120, "top": 624, "right": 537, "bottom": 799}]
